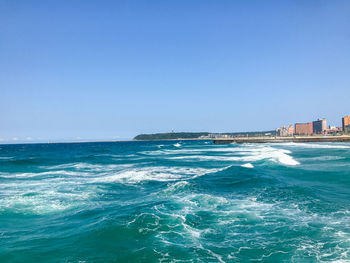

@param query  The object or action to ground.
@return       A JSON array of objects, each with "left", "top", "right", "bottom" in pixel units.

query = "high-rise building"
[
  {"left": 312, "top": 118, "right": 327, "bottom": 134},
  {"left": 342, "top": 116, "right": 350, "bottom": 133},
  {"left": 295, "top": 122, "right": 313, "bottom": 135}
]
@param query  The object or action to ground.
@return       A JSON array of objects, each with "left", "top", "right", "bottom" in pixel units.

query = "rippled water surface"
[{"left": 1, "top": 140, "right": 350, "bottom": 262}]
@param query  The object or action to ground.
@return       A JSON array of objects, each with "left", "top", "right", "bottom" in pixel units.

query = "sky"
[{"left": 1, "top": 0, "right": 350, "bottom": 143}]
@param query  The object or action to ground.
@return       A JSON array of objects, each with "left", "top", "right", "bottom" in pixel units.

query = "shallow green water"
[{"left": 1, "top": 141, "right": 350, "bottom": 262}]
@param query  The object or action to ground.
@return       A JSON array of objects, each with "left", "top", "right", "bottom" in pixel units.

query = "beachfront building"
[
  {"left": 295, "top": 122, "right": 313, "bottom": 135},
  {"left": 276, "top": 126, "right": 288, "bottom": 137},
  {"left": 276, "top": 124, "right": 294, "bottom": 137},
  {"left": 342, "top": 116, "right": 350, "bottom": 133},
  {"left": 288, "top": 124, "right": 294, "bottom": 135},
  {"left": 313, "top": 118, "right": 327, "bottom": 134},
  {"left": 345, "top": 126, "right": 350, "bottom": 134},
  {"left": 326, "top": 126, "right": 342, "bottom": 135}
]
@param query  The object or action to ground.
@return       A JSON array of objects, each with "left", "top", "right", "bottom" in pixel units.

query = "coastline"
[{"left": 213, "top": 135, "right": 350, "bottom": 144}]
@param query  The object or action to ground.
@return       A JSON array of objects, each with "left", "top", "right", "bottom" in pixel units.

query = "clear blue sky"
[{"left": 1, "top": 0, "right": 349, "bottom": 142}]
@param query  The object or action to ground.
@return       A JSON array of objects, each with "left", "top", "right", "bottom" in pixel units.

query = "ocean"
[{"left": 1, "top": 140, "right": 350, "bottom": 262}]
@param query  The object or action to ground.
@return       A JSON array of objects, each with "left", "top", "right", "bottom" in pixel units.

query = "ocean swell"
[{"left": 0, "top": 140, "right": 349, "bottom": 262}]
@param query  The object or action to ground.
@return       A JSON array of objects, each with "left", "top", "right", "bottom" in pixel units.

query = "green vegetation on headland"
[{"left": 133, "top": 131, "right": 277, "bottom": 140}]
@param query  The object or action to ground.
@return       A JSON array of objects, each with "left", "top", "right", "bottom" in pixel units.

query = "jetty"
[{"left": 213, "top": 135, "right": 350, "bottom": 144}]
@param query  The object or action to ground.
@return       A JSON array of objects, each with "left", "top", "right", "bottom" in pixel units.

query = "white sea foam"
[
  {"left": 142, "top": 146, "right": 246, "bottom": 155},
  {"left": 0, "top": 170, "right": 89, "bottom": 178},
  {"left": 174, "top": 143, "right": 181, "bottom": 147},
  {"left": 92, "top": 166, "right": 226, "bottom": 183},
  {"left": 95, "top": 169, "right": 182, "bottom": 183},
  {"left": 276, "top": 142, "right": 350, "bottom": 149},
  {"left": 0, "top": 170, "right": 98, "bottom": 214},
  {"left": 0, "top": 193, "right": 76, "bottom": 214},
  {"left": 241, "top": 163, "right": 254, "bottom": 168},
  {"left": 0, "top": 179, "right": 97, "bottom": 214},
  {"left": 42, "top": 162, "right": 134, "bottom": 172},
  {"left": 0, "top": 156, "right": 13, "bottom": 160}
]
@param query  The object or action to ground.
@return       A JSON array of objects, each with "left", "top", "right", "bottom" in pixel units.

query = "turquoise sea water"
[{"left": 1, "top": 140, "right": 350, "bottom": 262}]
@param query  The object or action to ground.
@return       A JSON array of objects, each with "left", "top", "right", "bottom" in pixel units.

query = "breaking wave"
[{"left": 168, "top": 145, "right": 300, "bottom": 166}]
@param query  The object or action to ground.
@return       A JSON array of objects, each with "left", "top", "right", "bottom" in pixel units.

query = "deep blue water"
[{"left": 1, "top": 140, "right": 350, "bottom": 262}]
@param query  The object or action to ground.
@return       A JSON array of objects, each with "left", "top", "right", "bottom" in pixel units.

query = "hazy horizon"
[{"left": 1, "top": 1, "right": 350, "bottom": 143}]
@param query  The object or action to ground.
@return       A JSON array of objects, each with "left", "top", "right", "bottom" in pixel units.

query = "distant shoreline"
[{"left": 213, "top": 135, "right": 350, "bottom": 144}]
